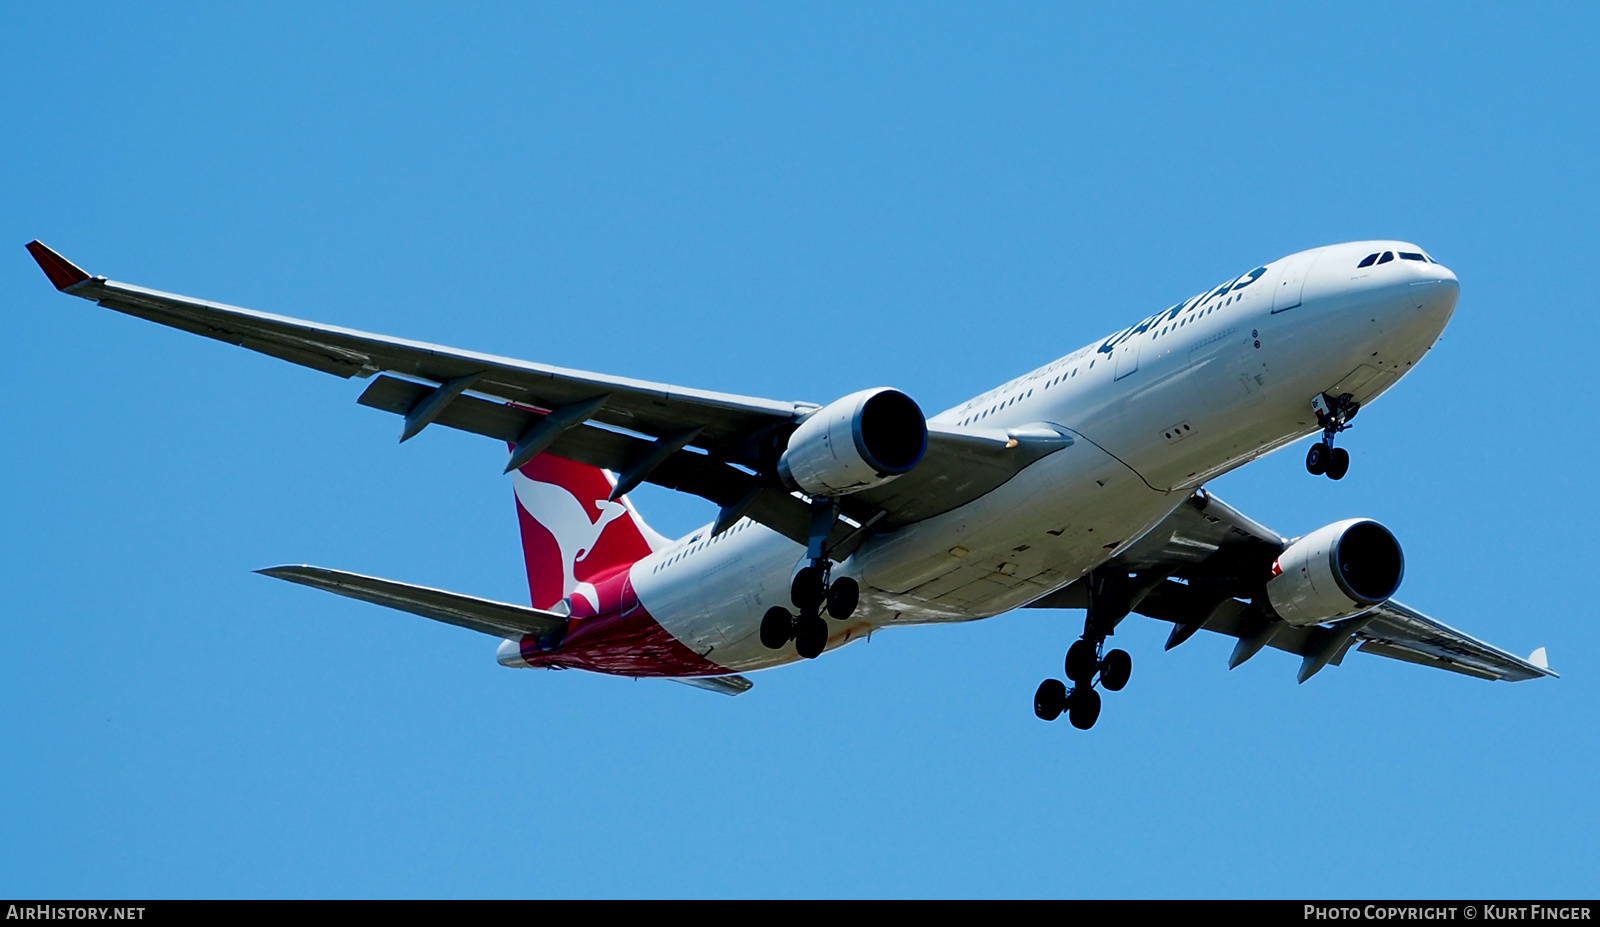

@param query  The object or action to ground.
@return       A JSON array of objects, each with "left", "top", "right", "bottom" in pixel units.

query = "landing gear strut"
[
  {"left": 759, "top": 501, "right": 861, "bottom": 660},
  {"left": 1034, "top": 570, "right": 1139, "bottom": 730},
  {"left": 1306, "top": 392, "right": 1358, "bottom": 480}
]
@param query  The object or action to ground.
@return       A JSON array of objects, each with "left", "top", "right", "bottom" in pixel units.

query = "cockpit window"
[
  {"left": 1376, "top": 251, "right": 1395, "bottom": 264},
  {"left": 1399, "top": 252, "right": 1426, "bottom": 262},
  {"left": 1358, "top": 253, "right": 1379, "bottom": 268}
]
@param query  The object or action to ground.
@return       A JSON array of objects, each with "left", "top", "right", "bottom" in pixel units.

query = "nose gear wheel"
[{"left": 1307, "top": 392, "right": 1359, "bottom": 479}]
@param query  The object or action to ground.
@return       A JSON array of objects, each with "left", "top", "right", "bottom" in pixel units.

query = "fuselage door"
[
  {"left": 1270, "top": 250, "right": 1324, "bottom": 313},
  {"left": 1114, "top": 336, "right": 1140, "bottom": 380}
]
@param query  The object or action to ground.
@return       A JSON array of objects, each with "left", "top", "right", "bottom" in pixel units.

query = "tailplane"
[{"left": 510, "top": 453, "right": 668, "bottom": 610}]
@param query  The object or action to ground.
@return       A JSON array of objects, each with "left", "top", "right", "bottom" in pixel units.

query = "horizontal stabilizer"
[
  {"left": 258, "top": 565, "right": 566, "bottom": 641},
  {"left": 669, "top": 675, "right": 755, "bottom": 697}
]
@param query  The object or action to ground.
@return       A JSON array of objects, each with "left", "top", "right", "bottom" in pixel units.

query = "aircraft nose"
[{"left": 1409, "top": 261, "right": 1459, "bottom": 320}]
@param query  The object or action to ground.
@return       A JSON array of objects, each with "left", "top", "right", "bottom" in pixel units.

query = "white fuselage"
[{"left": 628, "top": 241, "right": 1461, "bottom": 673}]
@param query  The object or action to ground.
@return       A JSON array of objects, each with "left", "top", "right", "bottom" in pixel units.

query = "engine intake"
[
  {"left": 778, "top": 388, "right": 927, "bottom": 496},
  {"left": 1264, "top": 518, "right": 1404, "bottom": 627}
]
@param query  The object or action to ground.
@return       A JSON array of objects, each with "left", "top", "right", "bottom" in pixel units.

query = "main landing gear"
[
  {"left": 1305, "top": 392, "right": 1359, "bottom": 481},
  {"left": 760, "top": 500, "right": 860, "bottom": 660},
  {"left": 1034, "top": 570, "right": 1139, "bottom": 730},
  {"left": 1034, "top": 639, "right": 1132, "bottom": 729},
  {"left": 760, "top": 569, "right": 859, "bottom": 659}
]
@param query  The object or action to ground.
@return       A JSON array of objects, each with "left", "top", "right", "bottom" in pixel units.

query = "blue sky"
[{"left": 3, "top": 3, "right": 1596, "bottom": 898}]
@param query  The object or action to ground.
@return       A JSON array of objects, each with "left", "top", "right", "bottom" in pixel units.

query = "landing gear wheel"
[
  {"left": 825, "top": 577, "right": 859, "bottom": 620},
  {"left": 1309, "top": 393, "right": 1360, "bottom": 479},
  {"left": 1033, "top": 679, "right": 1066, "bottom": 721},
  {"left": 794, "top": 615, "right": 827, "bottom": 659},
  {"left": 1099, "top": 649, "right": 1132, "bottom": 691},
  {"left": 1068, "top": 687, "right": 1102, "bottom": 730},
  {"left": 790, "top": 566, "right": 826, "bottom": 610},
  {"left": 760, "top": 607, "right": 792, "bottom": 650},
  {"left": 1065, "top": 639, "right": 1098, "bottom": 684},
  {"left": 1326, "top": 447, "right": 1350, "bottom": 481}
]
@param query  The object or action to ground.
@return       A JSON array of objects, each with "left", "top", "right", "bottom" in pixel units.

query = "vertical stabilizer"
[{"left": 510, "top": 453, "right": 668, "bottom": 610}]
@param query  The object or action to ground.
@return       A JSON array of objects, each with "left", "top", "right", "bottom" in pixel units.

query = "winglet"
[
  {"left": 1529, "top": 647, "right": 1550, "bottom": 670},
  {"left": 25, "top": 240, "right": 91, "bottom": 290}
]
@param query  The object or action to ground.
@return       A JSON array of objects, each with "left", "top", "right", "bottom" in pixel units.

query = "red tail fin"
[{"left": 510, "top": 454, "right": 666, "bottom": 610}]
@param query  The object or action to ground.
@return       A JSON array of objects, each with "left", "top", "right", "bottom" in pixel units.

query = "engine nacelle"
[
  {"left": 1264, "top": 518, "right": 1404, "bottom": 627},
  {"left": 777, "top": 388, "right": 927, "bottom": 497}
]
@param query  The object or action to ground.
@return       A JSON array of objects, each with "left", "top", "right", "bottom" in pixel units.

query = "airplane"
[{"left": 24, "top": 238, "right": 1557, "bottom": 729}]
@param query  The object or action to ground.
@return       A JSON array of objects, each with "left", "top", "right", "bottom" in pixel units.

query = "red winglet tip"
[{"left": 25, "top": 240, "right": 91, "bottom": 290}]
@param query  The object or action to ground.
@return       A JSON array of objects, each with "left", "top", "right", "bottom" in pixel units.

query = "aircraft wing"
[
  {"left": 1355, "top": 600, "right": 1555, "bottom": 682},
  {"left": 1027, "top": 490, "right": 1557, "bottom": 683},
  {"left": 28, "top": 242, "right": 1071, "bottom": 553},
  {"left": 26, "top": 241, "right": 809, "bottom": 446}
]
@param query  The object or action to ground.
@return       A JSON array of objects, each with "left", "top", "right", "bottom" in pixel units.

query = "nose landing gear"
[{"left": 1306, "top": 393, "right": 1359, "bottom": 480}]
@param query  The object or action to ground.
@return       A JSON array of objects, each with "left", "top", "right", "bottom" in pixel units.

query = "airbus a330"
[{"left": 25, "top": 239, "right": 1555, "bottom": 729}]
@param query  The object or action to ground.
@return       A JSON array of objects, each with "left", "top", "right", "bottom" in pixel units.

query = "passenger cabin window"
[
  {"left": 1358, "top": 253, "right": 1379, "bottom": 268},
  {"left": 1376, "top": 251, "right": 1395, "bottom": 264}
]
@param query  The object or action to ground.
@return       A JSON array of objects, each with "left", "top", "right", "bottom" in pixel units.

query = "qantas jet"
[{"left": 25, "top": 239, "right": 1556, "bottom": 729}]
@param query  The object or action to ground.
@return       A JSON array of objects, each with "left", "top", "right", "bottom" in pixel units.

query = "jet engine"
[
  {"left": 777, "top": 388, "right": 928, "bottom": 496},
  {"left": 1264, "top": 518, "right": 1404, "bottom": 627}
]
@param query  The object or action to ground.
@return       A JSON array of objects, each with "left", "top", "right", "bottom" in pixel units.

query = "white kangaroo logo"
[{"left": 512, "top": 471, "right": 630, "bottom": 601}]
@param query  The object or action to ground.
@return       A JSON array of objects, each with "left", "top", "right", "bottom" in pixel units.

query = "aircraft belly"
[
  {"left": 623, "top": 426, "right": 1180, "bottom": 670},
  {"left": 854, "top": 428, "right": 1176, "bottom": 621}
]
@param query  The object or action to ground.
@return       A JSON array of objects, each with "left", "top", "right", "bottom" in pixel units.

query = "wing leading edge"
[
  {"left": 25, "top": 241, "right": 809, "bottom": 444},
  {"left": 26, "top": 241, "right": 1075, "bottom": 549}
]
